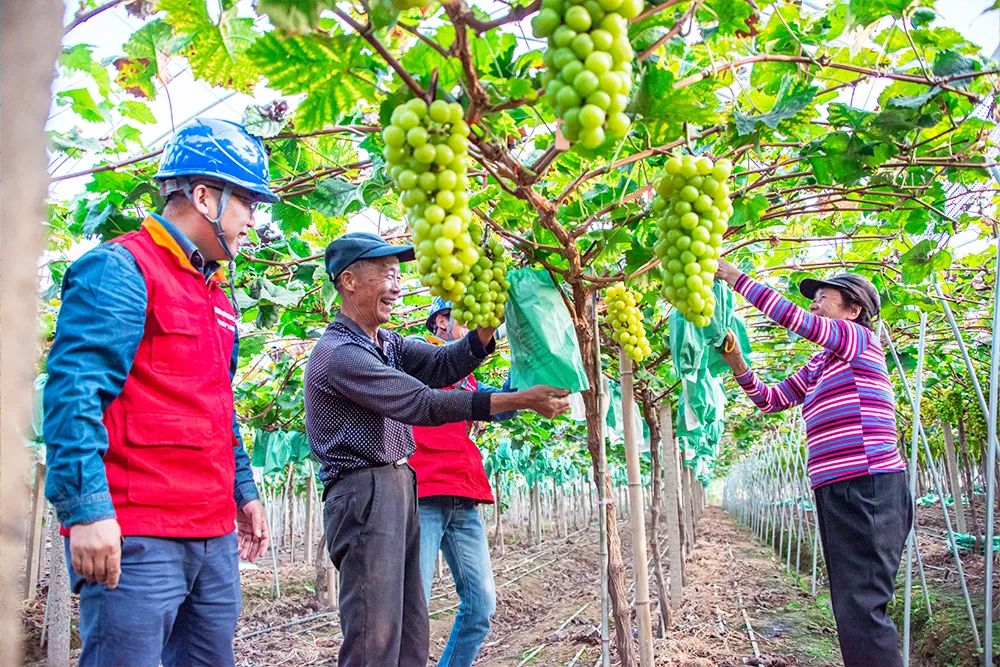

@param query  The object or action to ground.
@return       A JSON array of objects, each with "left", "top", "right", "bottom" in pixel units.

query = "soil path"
[
  {"left": 232, "top": 506, "right": 840, "bottom": 666},
  {"left": 21, "top": 506, "right": 843, "bottom": 665}
]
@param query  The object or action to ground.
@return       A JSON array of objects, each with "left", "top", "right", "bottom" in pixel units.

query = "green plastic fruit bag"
[
  {"left": 506, "top": 268, "right": 589, "bottom": 393},
  {"left": 706, "top": 314, "right": 752, "bottom": 377}
]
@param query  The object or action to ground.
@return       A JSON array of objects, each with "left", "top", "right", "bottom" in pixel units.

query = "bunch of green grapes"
[
  {"left": 451, "top": 235, "right": 509, "bottom": 329},
  {"left": 651, "top": 154, "right": 733, "bottom": 327},
  {"left": 531, "top": 0, "right": 642, "bottom": 149},
  {"left": 383, "top": 98, "right": 475, "bottom": 303},
  {"left": 605, "top": 283, "right": 651, "bottom": 363}
]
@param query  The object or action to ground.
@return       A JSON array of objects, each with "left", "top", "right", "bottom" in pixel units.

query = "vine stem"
[
  {"left": 331, "top": 6, "right": 425, "bottom": 98},
  {"left": 637, "top": 1, "right": 700, "bottom": 62},
  {"left": 64, "top": 0, "right": 129, "bottom": 35},
  {"left": 672, "top": 54, "right": 997, "bottom": 101}
]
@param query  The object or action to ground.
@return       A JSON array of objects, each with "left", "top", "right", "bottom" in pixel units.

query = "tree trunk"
[
  {"left": 572, "top": 282, "right": 638, "bottom": 667},
  {"left": 640, "top": 396, "right": 670, "bottom": 636},
  {"left": 0, "top": 4, "right": 62, "bottom": 664},
  {"left": 46, "top": 509, "right": 70, "bottom": 666}
]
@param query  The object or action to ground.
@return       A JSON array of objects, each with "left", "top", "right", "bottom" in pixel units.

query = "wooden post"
[
  {"left": 620, "top": 352, "right": 654, "bottom": 667},
  {"left": 23, "top": 462, "right": 47, "bottom": 600},
  {"left": 304, "top": 465, "right": 316, "bottom": 564},
  {"left": 1, "top": 3, "right": 62, "bottom": 665},
  {"left": 286, "top": 464, "right": 296, "bottom": 564},
  {"left": 659, "top": 404, "right": 684, "bottom": 610},
  {"left": 493, "top": 473, "right": 506, "bottom": 556},
  {"left": 942, "top": 422, "right": 967, "bottom": 535},
  {"left": 45, "top": 508, "right": 70, "bottom": 666}
]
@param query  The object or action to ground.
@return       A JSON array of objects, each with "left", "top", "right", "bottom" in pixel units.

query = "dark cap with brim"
[
  {"left": 799, "top": 273, "right": 880, "bottom": 317},
  {"left": 324, "top": 231, "right": 415, "bottom": 281}
]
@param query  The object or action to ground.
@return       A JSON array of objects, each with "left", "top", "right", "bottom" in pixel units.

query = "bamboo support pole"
[{"left": 620, "top": 353, "right": 654, "bottom": 667}]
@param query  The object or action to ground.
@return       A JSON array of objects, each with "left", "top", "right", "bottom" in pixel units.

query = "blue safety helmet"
[
  {"left": 154, "top": 118, "right": 279, "bottom": 203},
  {"left": 426, "top": 297, "right": 453, "bottom": 332}
]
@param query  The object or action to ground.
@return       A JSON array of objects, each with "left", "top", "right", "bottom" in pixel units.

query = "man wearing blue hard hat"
[
  {"left": 305, "top": 232, "right": 570, "bottom": 666},
  {"left": 44, "top": 118, "right": 275, "bottom": 666},
  {"left": 409, "top": 297, "right": 516, "bottom": 667}
]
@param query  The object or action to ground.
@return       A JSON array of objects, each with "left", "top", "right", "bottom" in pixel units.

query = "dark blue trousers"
[{"left": 67, "top": 532, "right": 240, "bottom": 667}]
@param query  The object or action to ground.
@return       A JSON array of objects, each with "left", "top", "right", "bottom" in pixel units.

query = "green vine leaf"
[
  {"left": 160, "top": 0, "right": 259, "bottom": 90},
  {"left": 732, "top": 76, "right": 819, "bottom": 137},
  {"left": 247, "top": 32, "right": 377, "bottom": 131}
]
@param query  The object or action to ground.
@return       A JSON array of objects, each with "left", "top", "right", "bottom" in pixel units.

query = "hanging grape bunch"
[
  {"left": 383, "top": 98, "right": 476, "bottom": 304},
  {"left": 531, "top": 0, "right": 643, "bottom": 149},
  {"left": 605, "top": 283, "right": 651, "bottom": 363},
  {"left": 651, "top": 154, "right": 733, "bottom": 327},
  {"left": 451, "top": 235, "right": 509, "bottom": 329}
]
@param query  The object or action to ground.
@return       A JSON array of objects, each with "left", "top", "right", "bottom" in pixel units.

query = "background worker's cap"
[
  {"left": 155, "top": 118, "right": 279, "bottom": 203},
  {"left": 799, "top": 273, "right": 880, "bottom": 316},
  {"left": 426, "top": 297, "right": 453, "bottom": 332},
  {"left": 324, "top": 232, "right": 415, "bottom": 282}
]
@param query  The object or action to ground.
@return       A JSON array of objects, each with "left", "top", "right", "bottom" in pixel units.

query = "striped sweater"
[{"left": 731, "top": 274, "right": 905, "bottom": 489}]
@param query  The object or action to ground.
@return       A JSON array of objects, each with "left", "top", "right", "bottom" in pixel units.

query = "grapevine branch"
[
  {"left": 672, "top": 54, "right": 998, "bottom": 102},
  {"left": 637, "top": 0, "right": 700, "bottom": 62},
  {"left": 332, "top": 7, "right": 426, "bottom": 98},
  {"left": 64, "top": 0, "right": 130, "bottom": 35}
]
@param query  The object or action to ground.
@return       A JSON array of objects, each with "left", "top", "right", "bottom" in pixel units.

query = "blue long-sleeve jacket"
[{"left": 42, "top": 214, "right": 259, "bottom": 528}]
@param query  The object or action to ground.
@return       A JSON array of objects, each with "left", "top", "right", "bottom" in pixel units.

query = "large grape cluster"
[
  {"left": 383, "top": 98, "right": 477, "bottom": 304},
  {"left": 531, "top": 0, "right": 642, "bottom": 149},
  {"left": 605, "top": 283, "right": 651, "bottom": 363},
  {"left": 651, "top": 154, "right": 733, "bottom": 327},
  {"left": 452, "top": 235, "right": 509, "bottom": 328}
]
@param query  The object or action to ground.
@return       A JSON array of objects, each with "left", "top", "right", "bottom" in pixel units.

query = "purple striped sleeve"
[
  {"left": 732, "top": 274, "right": 871, "bottom": 361},
  {"left": 734, "top": 365, "right": 809, "bottom": 414}
]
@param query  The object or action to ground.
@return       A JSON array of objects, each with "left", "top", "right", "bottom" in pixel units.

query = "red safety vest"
[
  {"left": 73, "top": 219, "right": 239, "bottom": 537},
  {"left": 409, "top": 334, "right": 495, "bottom": 504}
]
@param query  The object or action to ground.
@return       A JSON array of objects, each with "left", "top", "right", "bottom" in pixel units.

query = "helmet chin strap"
[{"left": 180, "top": 179, "right": 241, "bottom": 317}]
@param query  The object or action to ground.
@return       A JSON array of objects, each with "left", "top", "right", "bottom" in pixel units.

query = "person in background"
[
  {"left": 305, "top": 232, "right": 571, "bottom": 666},
  {"left": 409, "top": 297, "right": 515, "bottom": 667},
  {"left": 43, "top": 118, "right": 273, "bottom": 667},
  {"left": 715, "top": 258, "right": 909, "bottom": 667}
]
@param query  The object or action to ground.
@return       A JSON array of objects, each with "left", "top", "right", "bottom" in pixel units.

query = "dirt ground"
[
  {"left": 231, "top": 506, "right": 845, "bottom": 666},
  {"left": 18, "top": 506, "right": 860, "bottom": 666}
]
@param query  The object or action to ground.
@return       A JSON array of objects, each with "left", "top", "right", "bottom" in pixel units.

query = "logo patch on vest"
[{"left": 215, "top": 306, "right": 237, "bottom": 332}]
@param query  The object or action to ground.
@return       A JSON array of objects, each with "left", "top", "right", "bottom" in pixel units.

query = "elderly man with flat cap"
[
  {"left": 715, "top": 259, "right": 909, "bottom": 667},
  {"left": 305, "top": 231, "right": 570, "bottom": 666}
]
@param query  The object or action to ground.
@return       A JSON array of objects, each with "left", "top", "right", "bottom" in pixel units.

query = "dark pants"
[
  {"left": 67, "top": 533, "right": 240, "bottom": 667},
  {"left": 324, "top": 463, "right": 429, "bottom": 666},
  {"left": 814, "top": 471, "right": 912, "bottom": 667}
]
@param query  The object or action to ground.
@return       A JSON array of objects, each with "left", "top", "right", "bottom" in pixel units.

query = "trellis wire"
[
  {"left": 881, "top": 322, "right": 982, "bottom": 653},
  {"left": 902, "top": 312, "right": 926, "bottom": 667}
]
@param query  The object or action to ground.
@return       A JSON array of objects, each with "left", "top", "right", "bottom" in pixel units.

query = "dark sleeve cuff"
[
  {"left": 471, "top": 391, "right": 492, "bottom": 421},
  {"left": 466, "top": 330, "right": 496, "bottom": 359}
]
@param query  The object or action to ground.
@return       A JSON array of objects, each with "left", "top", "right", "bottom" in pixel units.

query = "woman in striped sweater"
[{"left": 715, "top": 259, "right": 911, "bottom": 667}]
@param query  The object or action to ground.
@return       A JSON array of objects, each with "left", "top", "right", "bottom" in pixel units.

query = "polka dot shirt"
[{"left": 305, "top": 312, "right": 494, "bottom": 488}]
